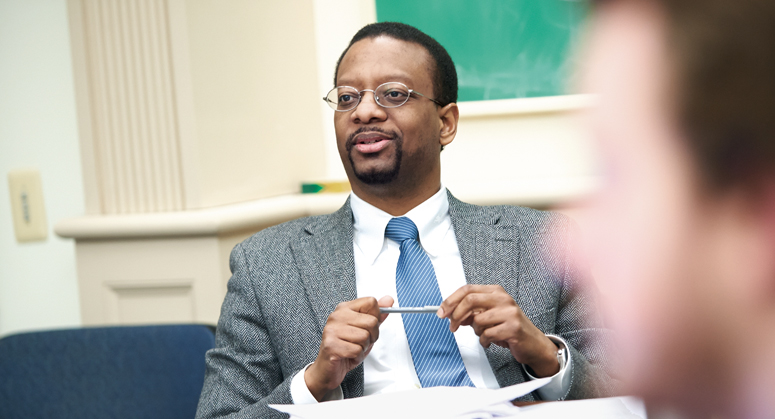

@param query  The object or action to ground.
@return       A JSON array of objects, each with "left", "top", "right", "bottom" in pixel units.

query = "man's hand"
[
  {"left": 438, "top": 284, "right": 560, "bottom": 377},
  {"left": 305, "top": 295, "right": 393, "bottom": 401}
]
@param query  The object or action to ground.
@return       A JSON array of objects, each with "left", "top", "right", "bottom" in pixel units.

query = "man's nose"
[{"left": 351, "top": 91, "right": 387, "bottom": 124}]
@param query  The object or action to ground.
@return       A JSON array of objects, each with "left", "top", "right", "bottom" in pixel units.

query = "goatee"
[{"left": 345, "top": 127, "right": 403, "bottom": 184}]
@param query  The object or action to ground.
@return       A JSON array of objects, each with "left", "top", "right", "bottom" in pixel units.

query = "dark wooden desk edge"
[{"left": 512, "top": 400, "right": 547, "bottom": 407}]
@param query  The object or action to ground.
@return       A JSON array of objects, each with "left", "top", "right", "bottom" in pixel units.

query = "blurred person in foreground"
[
  {"left": 583, "top": 0, "right": 775, "bottom": 418},
  {"left": 196, "top": 22, "right": 616, "bottom": 418}
]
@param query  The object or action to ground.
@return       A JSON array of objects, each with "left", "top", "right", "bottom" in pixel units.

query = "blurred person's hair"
[
  {"left": 595, "top": 0, "right": 775, "bottom": 196},
  {"left": 333, "top": 22, "right": 458, "bottom": 107}
]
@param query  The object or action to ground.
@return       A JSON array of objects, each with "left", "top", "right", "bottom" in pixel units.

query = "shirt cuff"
[
  {"left": 290, "top": 363, "right": 344, "bottom": 404},
  {"left": 522, "top": 334, "right": 573, "bottom": 401}
]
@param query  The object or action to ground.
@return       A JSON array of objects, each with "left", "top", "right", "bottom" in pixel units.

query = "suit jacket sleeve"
[
  {"left": 447, "top": 194, "right": 619, "bottom": 400},
  {"left": 551, "top": 216, "right": 620, "bottom": 400},
  {"left": 195, "top": 241, "right": 294, "bottom": 419}
]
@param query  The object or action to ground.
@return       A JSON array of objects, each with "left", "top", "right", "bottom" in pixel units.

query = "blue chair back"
[{"left": 0, "top": 324, "right": 215, "bottom": 419}]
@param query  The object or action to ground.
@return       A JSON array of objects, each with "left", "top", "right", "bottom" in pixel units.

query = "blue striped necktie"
[{"left": 385, "top": 217, "right": 474, "bottom": 387}]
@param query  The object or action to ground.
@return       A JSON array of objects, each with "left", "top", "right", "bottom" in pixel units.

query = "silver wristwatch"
[{"left": 556, "top": 346, "right": 567, "bottom": 371}]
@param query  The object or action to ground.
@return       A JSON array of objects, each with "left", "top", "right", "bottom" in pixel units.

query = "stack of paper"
[
  {"left": 515, "top": 396, "right": 647, "bottom": 419},
  {"left": 270, "top": 378, "right": 550, "bottom": 419},
  {"left": 270, "top": 378, "right": 648, "bottom": 419}
]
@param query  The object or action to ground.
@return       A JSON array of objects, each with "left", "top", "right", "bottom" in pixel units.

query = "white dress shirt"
[{"left": 291, "top": 187, "right": 571, "bottom": 403}]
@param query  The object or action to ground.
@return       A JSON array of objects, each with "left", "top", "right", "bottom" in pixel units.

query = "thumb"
[{"left": 378, "top": 295, "right": 394, "bottom": 322}]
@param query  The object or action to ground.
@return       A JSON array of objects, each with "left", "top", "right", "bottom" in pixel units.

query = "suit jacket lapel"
[
  {"left": 447, "top": 191, "right": 522, "bottom": 292},
  {"left": 447, "top": 191, "right": 529, "bottom": 387},
  {"left": 291, "top": 199, "right": 357, "bottom": 333},
  {"left": 290, "top": 198, "right": 364, "bottom": 397}
]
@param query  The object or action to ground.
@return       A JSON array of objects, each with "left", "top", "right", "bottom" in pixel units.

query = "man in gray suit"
[{"left": 196, "top": 22, "right": 616, "bottom": 418}]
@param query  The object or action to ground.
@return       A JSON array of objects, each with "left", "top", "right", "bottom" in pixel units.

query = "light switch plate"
[{"left": 7, "top": 169, "right": 48, "bottom": 242}]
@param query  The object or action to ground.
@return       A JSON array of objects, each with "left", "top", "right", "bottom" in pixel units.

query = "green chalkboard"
[{"left": 376, "top": 0, "right": 588, "bottom": 101}]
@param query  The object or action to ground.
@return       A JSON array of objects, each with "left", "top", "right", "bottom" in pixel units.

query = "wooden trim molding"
[
  {"left": 69, "top": 0, "right": 186, "bottom": 214},
  {"left": 457, "top": 94, "right": 595, "bottom": 119},
  {"left": 54, "top": 176, "right": 599, "bottom": 240},
  {"left": 55, "top": 193, "right": 350, "bottom": 239}
]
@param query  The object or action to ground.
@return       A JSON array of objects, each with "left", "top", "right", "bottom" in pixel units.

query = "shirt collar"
[{"left": 351, "top": 186, "right": 451, "bottom": 265}]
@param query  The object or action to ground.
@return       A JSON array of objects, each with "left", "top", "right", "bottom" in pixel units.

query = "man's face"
[
  {"left": 334, "top": 36, "right": 444, "bottom": 189},
  {"left": 582, "top": 1, "right": 747, "bottom": 409}
]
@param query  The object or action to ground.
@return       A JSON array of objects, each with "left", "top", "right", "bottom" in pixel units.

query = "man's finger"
[
  {"left": 336, "top": 325, "right": 377, "bottom": 352},
  {"left": 438, "top": 284, "right": 492, "bottom": 318},
  {"left": 350, "top": 296, "right": 381, "bottom": 317},
  {"left": 478, "top": 322, "right": 514, "bottom": 349},
  {"left": 471, "top": 305, "right": 519, "bottom": 330},
  {"left": 329, "top": 338, "right": 372, "bottom": 360},
  {"left": 345, "top": 314, "right": 380, "bottom": 343},
  {"left": 448, "top": 292, "right": 500, "bottom": 331}
]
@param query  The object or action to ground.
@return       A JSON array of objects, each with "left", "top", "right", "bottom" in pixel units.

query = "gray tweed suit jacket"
[{"left": 196, "top": 192, "right": 617, "bottom": 419}]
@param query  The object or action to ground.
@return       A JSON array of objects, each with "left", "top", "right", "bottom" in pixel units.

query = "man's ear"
[{"left": 438, "top": 103, "right": 459, "bottom": 148}]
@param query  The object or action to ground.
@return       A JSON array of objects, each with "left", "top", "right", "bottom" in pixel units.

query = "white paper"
[
  {"left": 513, "top": 396, "right": 648, "bottom": 419},
  {"left": 269, "top": 377, "right": 550, "bottom": 419}
]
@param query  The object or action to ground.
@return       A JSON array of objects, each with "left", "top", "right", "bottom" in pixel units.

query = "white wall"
[
  {"left": 312, "top": 0, "right": 377, "bottom": 180},
  {"left": 182, "top": 0, "right": 328, "bottom": 208},
  {"left": 0, "top": 0, "right": 84, "bottom": 336}
]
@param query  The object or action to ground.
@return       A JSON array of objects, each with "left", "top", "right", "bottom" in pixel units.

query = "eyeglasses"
[{"left": 323, "top": 82, "right": 442, "bottom": 112}]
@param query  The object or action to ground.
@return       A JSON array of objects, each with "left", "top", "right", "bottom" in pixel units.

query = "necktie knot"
[{"left": 385, "top": 217, "right": 419, "bottom": 243}]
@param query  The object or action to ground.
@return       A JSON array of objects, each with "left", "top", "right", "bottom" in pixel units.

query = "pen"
[{"left": 379, "top": 305, "right": 440, "bottom": 314}]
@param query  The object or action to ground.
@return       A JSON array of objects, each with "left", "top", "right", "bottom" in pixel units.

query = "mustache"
[{"left": 345, "top": 127, "right": 399, "bottom": 151}]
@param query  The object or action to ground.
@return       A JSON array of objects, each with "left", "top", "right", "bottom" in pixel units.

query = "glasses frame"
[{"left": 323, "top": 81, "right": 443, "bottom": 112}]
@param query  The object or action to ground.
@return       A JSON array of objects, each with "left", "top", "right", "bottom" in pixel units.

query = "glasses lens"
[
  {"left": 375, "top": 83, "right": 410, "bottom": 108},
  {"left": 326, "top": 87, "right": 360, "bottom": 111}
]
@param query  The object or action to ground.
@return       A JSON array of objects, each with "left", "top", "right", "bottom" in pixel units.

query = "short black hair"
[{"left": 334, "top": 22, "right": 458, "bottom": 107}]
